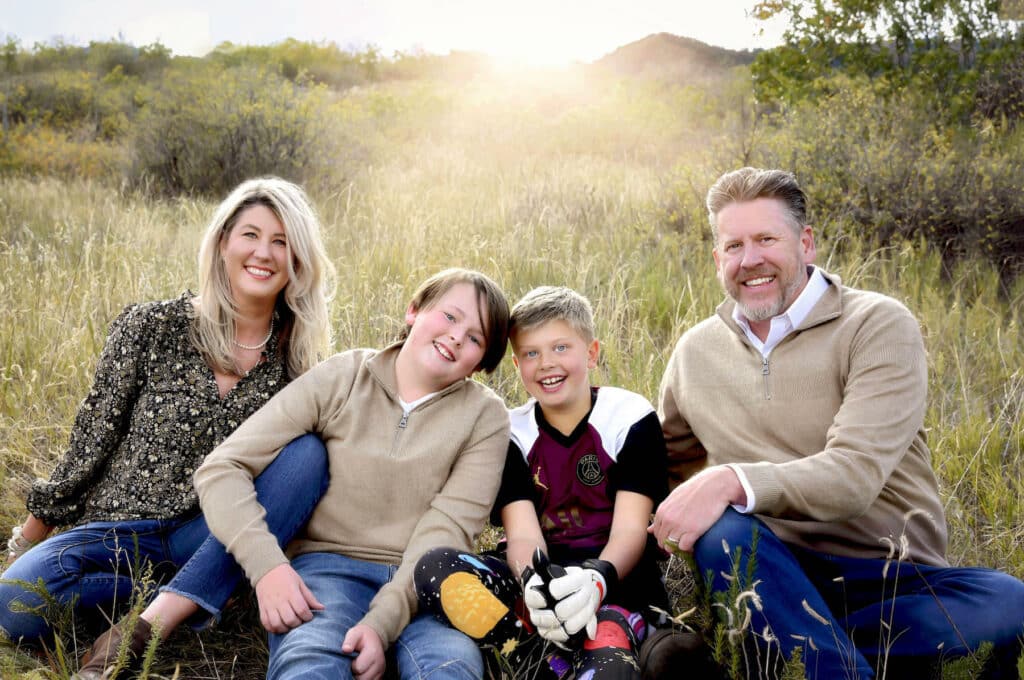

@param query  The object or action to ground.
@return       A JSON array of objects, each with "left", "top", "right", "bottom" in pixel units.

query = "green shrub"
[
  {"left": 747, "top": 75, "right": 1024, "bottom": 284},
  {"left": 1, "top": 68, "right": 145, "bottom": 141},
  {"left": 129, "top": 66, "right": 350, "bottom": 195},
  {"left": 4, "top": 70, "right": 97, "bottom": 129},
  {"left": 975, "top": 41, "right": 1024, "bottom": 122},
  {"left": 0, "top": 124, "right": 126, "bottom": 178},
  {"left": 208, "top": 39, "right": 379, "bottom": 90},
  {"left": 84, "top": 40, "right": 171, "bottom": 79}
]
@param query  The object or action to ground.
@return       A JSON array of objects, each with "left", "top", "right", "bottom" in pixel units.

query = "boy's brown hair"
[{"left": 406, "top": 268, "right": 510, "bottom": 374}]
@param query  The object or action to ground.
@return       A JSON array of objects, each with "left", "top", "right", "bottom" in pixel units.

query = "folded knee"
[
  {"left": 982, "top": 574, "right": 1024, "bottom": 645},
  {"left": 0, "top": 594, "right": 53, "bottom": 646},
  {"left": 400, "top": 631, "right": 483, "bottom": 680},
  {"left": 414, "top": 546, "right": 475, "bottom": 601},
  {"left": 268, "top": 635, "right": 352, "bottom": 679},
  {"left": 694, "top": 508, "right": 760, "bottom": 565},
  {"left": 420, "top": 655, "right": 483, "bottom": 680},
  {"left": 278, "top": 433, "right": 330, "bottom": 492}
]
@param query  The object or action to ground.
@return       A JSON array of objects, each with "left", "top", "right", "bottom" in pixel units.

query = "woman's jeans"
[
  {"left": 0, "top": 434, "right": 328, "bottom": 644},
  {"left": 695, "top": 507, "right": 1024, "bottom": 679},
  {"left": 268, "top": 552, "right": 482, "bottom": 680}
]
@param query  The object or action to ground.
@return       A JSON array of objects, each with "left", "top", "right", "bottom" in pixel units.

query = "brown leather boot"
[
  {"left": 639, "top": 627, "right": 722, "bottom": 679},
  {"left": 72, "top": 617, "right": 153, "bottom": 680}
]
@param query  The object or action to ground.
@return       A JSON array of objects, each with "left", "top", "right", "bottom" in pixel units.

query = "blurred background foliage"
[{"left": 1, "top": 0, "right": 1022, "bottom": 282}]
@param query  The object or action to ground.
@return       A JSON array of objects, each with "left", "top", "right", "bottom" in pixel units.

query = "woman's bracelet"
[{"left": 6, "top": 525, "right": 37, "bottom": 560}]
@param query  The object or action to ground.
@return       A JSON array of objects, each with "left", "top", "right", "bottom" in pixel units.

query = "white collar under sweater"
[{"left": 731, "top": 265, "right": 830, "bottom": 357}]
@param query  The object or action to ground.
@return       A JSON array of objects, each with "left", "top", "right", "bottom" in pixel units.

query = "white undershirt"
[
  {"left": 399, "top": 392, "right": 437, "bottom": 414},
  {"left": 725, "top": 266, "right": 830, "bottom": 512}
]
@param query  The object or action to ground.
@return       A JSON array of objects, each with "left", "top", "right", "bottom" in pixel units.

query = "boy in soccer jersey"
[{"left": 416, "top": 286, "right": 669, "bottom": 679}]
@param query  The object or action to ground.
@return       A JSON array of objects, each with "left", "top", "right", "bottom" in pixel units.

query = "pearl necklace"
[{"left": 233, "top": 325, "right": 273, "bottom": 351}]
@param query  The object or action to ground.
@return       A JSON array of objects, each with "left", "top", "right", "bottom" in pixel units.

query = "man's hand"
[
  {"left": 649, "top": 466, "right": 746, "bottom": 551},
  {"left": 342, "top": 624, "right": 386, "bottom": 680},
  {"left": 254, "top": 563, "right": 325, "bottom": 633}
]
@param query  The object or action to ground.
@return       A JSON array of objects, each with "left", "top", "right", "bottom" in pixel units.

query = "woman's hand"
[
  {"left": 2, "top": 545, "right": 18, "bottom": 571},
  {"left": 5, "top": 514, "right": 52, "bottom": 569},
  {"left": 254, "top": 563, "right": 325, "bottom": 633}
]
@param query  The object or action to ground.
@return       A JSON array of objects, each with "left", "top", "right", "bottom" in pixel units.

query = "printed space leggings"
[{"left": 414, "top": 546, "right": 648, "bottom": 680}]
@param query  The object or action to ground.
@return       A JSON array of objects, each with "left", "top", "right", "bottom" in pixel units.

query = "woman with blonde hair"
[{"left": 0, "top": 177, "right": 335, "bottom": 674}]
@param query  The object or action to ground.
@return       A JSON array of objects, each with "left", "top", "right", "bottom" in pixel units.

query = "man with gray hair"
[{"left": 647, "top": 167, "right": 1024, "bottom": 678}]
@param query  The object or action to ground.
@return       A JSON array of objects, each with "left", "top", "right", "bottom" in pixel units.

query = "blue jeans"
[
  {"left": 0, "top": 434, "right": 328, "bottom": 643},
  {"left": 695, "top": 508, "right": 1024, "bottom": 679},
  {"left": 268, "top": 552, "right": 482, "bottom": 680}
]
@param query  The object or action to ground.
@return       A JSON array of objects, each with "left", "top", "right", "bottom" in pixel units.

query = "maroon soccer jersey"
[{"left": 493, "top": 386, "right": 667, "bottom": 553}]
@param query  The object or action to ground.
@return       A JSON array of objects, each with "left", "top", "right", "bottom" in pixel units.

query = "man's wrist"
[{"left": 720, "top": 464, "right": 751, "bottom": 508}]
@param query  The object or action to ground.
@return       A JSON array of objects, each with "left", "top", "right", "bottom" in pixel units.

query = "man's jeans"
[
  {"left": 268, "top": 552, "right": 482, "bottom": 680},
  {"left": 695, "top": 507, "right": 1024, "bottom": 679},
  {"left": 0, "top": 434, "right": 328, "bottom": 643}
]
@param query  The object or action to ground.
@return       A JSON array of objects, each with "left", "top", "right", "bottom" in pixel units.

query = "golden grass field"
[{"left": 1, "top": 68, "right": 1022, "bottom": 678}]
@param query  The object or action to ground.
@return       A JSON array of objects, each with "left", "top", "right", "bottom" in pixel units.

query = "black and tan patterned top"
[{"left": 27, "top": 294, "right": 289, "bottom": 526}]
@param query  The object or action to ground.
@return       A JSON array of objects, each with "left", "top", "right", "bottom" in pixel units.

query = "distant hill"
[{"left": 591, "top": 32, "right": 757, "bottom": 83}]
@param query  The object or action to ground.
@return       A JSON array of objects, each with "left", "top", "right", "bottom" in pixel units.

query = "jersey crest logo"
[{"left": 576, "top": 453, "right": 604, "bottom": 486}]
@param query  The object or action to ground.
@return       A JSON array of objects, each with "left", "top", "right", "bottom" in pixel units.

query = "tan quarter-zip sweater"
[
  {"left": 658, "top": 270, "right": 948, "bottom": 566},
  {"left": 194, "top": 343, "right": 510, "bottom": 646}
]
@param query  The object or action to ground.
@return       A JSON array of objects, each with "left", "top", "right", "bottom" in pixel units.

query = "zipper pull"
[
  {"left": 398, "top": 412, "right": 409, "bottom": 429},
  {"left": 762, "top": 356, "right": 771, "bottom": 400}
]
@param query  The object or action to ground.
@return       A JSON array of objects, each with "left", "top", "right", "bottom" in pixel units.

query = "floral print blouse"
[{"left": 27, "top": 294, "right": 289, "bottom": 526}]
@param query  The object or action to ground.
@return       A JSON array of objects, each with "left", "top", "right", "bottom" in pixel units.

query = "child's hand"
[
  {"left": 342, "top": 624, "right": 385, "bottom": 680},
  {"left": 522, "top": 567, "right": 561, "bottom": 640},
  {"left": 547, "top": 562, "right": 612, "bottom": 640},
  {"left": 521, "top": 551, "right": 573, "bottom": 648},
  {"left": 254, "top": 563, "right": 325, "bottom": 633}
]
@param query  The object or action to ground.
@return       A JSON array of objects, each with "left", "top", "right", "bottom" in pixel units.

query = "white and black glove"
[
  {"left": 521, "top": 551, "right": 619, "bottom": 648},
  {"left": 521, "top": 549, "right": 573, "bottom": 648},
  {"left": 548, "top": 559, "right": 618, "bottom": 641}
]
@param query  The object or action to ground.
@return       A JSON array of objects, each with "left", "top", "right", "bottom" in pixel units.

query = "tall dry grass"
[{"left": 1, "top": 70, "right": 1020, "bottom": 678}]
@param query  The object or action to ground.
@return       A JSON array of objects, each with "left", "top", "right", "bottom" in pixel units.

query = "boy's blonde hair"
[{"left": 510, "top": 286, "right": 596, "bottom": 344}]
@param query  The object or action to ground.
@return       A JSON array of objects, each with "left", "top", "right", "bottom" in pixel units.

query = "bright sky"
[{"left": 2, "top": 1, "right": 787, "bottom": 65}]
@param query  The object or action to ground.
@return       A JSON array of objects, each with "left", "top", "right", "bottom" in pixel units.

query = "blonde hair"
[
  {"left": 706, "top": 167, "right": 808, "bottom": 239},
  {"left": 193, "top": 177, "right": 335, "bottom": 377},
  {"left": 510, "top": 286, "right": 596, "bottom": 344},
  {"left": 402, "top": 268, "right": 510, "bottom": 374}
]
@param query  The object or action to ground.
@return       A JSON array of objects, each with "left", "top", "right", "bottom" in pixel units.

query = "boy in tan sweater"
[{"left": 194, "top": 268, "right": 512, "bottom": 680}]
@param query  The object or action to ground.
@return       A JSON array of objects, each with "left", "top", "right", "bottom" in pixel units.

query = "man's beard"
[{"left": 728, "top": 270, "right": 804, "bottom": 322}]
